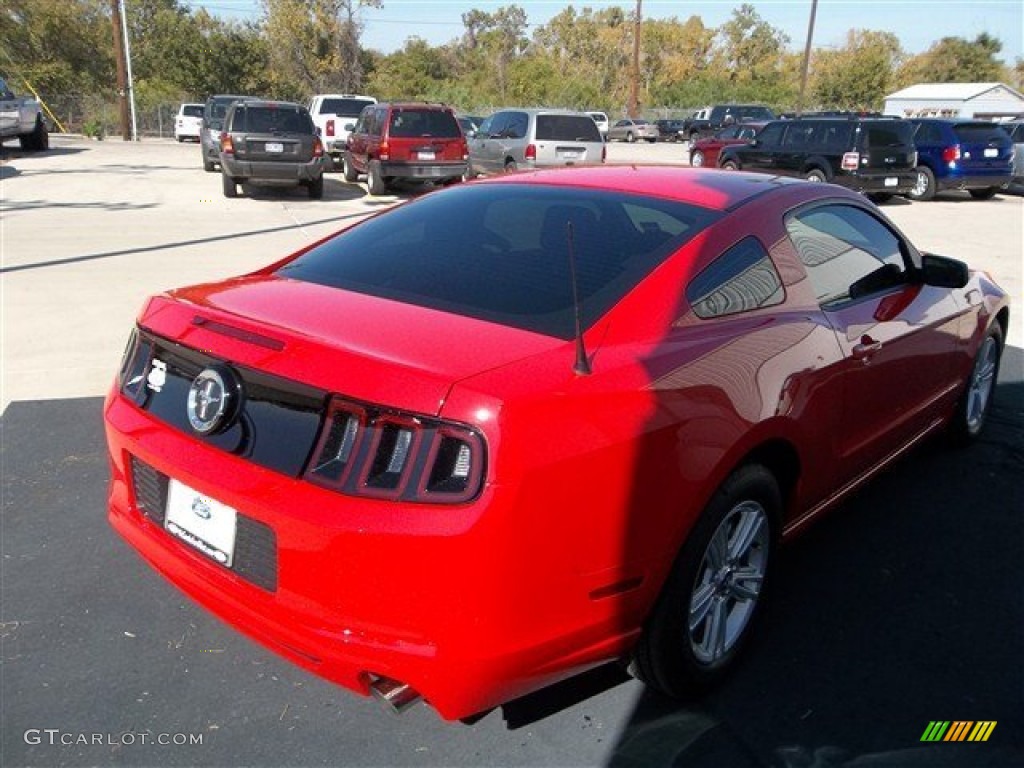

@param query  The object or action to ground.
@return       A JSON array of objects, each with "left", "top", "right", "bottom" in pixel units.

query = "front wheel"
[
  {"left": 969, "top": 187, "right": 998, "bottom": 200},
  {"left": 625, "top": 131, "right": 635, "bottom": 143},
  {"left": 690, "top": 149, "right": 705, "bottom": 168},
  {"left": 950, "top": 324, "right": 1002, "bottom": 444},
  {"left": 632, "top": 464, "right": 779, "bottom": 697}
]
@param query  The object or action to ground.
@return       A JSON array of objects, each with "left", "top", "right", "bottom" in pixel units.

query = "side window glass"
[
  {"left": 508, "top": 112, "right": 528, "bottom": 139},
  {"left": 786, "top": 204, "right": 908, "bottom": 307},
  {"left": 686, "top": 237, "right": 784, "bottom": 319},
  {"left": 477, "top": 115, "right": 494, "bottom": 135},
  {"left": 757, "top": 123, "right": 785, "bottom": 146},
  {"left": 489, "top": 113, "right": 509, "bottom": 137}
]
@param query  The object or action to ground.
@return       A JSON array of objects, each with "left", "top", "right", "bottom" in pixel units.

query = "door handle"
[{"left": 852, "top": 336, "right": 883, "bottom": 361}]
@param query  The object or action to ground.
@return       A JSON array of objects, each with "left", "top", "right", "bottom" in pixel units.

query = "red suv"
[{"left": 342, "top": 102, "right": 468, "bottom": 195}]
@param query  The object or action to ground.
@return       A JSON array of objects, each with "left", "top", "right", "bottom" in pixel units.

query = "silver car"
[
  {"left": 1004, "top": 121, "right": 1024, "bottom": 185},
  {"left": 607, "top": 118, "right": 660, "bottom": 143},
  {"left": 467, "top": 108, "right": 605, "bottom": 175}
]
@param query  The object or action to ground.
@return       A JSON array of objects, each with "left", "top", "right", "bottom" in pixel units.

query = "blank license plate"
[
  {"left": 418, "top": 151, "right": 436, "bottom": 160},
  {"left": 165, "top": 479, "right": 237, "bottom": 567},
  {"left": 561, "top": 152, "right": 582, "bottom": 160},
  {"left": 884, "top": 177, "right": 898, "bottom": 187},
  {"left": 984, "top": 148, "right": 998, "bottom": 158},
  {"left": 265, "top": 142, "right": 284, "bottom": 153}
]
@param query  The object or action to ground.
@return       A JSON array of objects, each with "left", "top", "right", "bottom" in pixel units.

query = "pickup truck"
[
  {"left": 0, "top": 76, "right": 49, "bottom": 150},
  {"left": 682, "top": 104, "right": 775, "bottom": 143},
  {"left": 307, "top": 93, "right": 376, "bottom": 166}
]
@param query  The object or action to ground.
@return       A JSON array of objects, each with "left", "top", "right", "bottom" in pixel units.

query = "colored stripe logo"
[{"left": 921, "top": 721, "right": 997, "bottom": 742}]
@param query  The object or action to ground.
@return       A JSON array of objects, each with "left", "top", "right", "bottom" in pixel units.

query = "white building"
[{"left": 883, "top": 82, "right": 1024, "bottom": 120}]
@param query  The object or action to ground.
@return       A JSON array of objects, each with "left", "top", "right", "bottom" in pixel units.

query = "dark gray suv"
[
  {"left": 219, "top": 101, "right": 329, "bottom": 199},
  {"left": 201, "top": 94, "right": 254, "bottom": 172}
]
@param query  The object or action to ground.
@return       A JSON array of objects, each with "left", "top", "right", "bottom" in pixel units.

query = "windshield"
[{"left": 277, "top": 184, "right": 721, "bottom": 338}]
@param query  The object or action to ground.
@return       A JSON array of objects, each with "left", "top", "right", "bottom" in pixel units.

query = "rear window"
[
  {"left": 536, "top": 115, "right": 602, "bottom": 142},
  {"left": 232, "top": 106, "right": 313, "bottom": 134},
  {"left": 953, "top": 123, "right": 1010, "bottom": 143},
  {"left": 319, "top": 98, "right": 374, "bottom": 117},
  {"left": 276, "top": 184, "right": 721, "bottom": 338},
  {"left": 388, "top": 109, "right": 460, "bottom": 138},
  {"left": 182, "top": 105, "right": 203, "bottom": 118},
  {"left": 860, "top": 121, "right": 914, "bottom": 148}
]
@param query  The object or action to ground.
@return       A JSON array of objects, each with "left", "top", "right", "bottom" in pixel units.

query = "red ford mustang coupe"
[{"left": 105, "top": 167, "right": 1008, "bottom": 720}]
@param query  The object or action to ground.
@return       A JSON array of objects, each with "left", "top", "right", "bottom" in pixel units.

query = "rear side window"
[
  {"left": 276, "top": 185, "right": 722, "bottom": 339},
  {"left": 786, "top": 204, "right": 908, "bottom": 306},
  {"left": 686, "top": 237, "right": 784, "bottom": 319},
  {"left": 953, "top": 123, "right": 1010, "bottom": 143},
  {"left": 234, "top": 106, "right": 312, "bottom": 134},
  {"left": 388, "top": 109, "right": 460, "bottom": 138},
  {"left": 860, "top": 122, "right": 913, "bottom": 148},
  {"left": 536, "top": 115, "right": 601, "bottom": 142}
]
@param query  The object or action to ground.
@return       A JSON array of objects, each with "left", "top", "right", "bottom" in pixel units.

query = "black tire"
[
  {"left": 19, "top": 116, "right": 49, "bottom": 151},
  {"left": 691, "top": 149, "right": 705, "bottom": 168},
  {"left": 504, "top": 159, "right": 517, "bottom": 173},
  {"left": 342, "top": 153, "right": 359, "bottom": 182},
  {"left": 908, "top": 165, "right": 936, "bottom": 201},
  {"left": 633, "top": 464, "right": 779, "bottom": 697},
  {"left": 868, "top": 193, "right": 892, "bottom": 203},
  {"left": 968, "top": 187, "right": 998, "bottom": 200},
  {"left": 366, "top": 159, "right": 388, "bottom": 195},
  {"left": 625, "top": 131, "right": 635, "bottom": 143},
  {"left": 307, "top": 175, "right": 324, "bottom": 199},
  {"left": 203, "top": 156, "right": 216, "bottom": 173},
  {"left": 221, "top": 172, "right": 237, "bottom": 198},
  {"left": 804, "top": 168, "right": 828, "bottom": 183},
  {"left": 721, "top": 160, "right": 739, "bottom": 171},
  {"left": 950, "top": 323, "right": 1002, "bottom": 445}
]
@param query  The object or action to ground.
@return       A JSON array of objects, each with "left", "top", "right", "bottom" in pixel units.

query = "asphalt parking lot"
[{"left": 2, "top": 137, "right": 1023, "bottom": 767}]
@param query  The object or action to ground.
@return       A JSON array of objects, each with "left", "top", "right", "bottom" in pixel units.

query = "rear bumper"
[
  {"left": 934, "top": 172, "right": 1012, "bottom": 191},
  {"left": 104, "top": 390, "right": 639, "bottom": 720},
  {"left": 841, "top": 170, "right": 917, "bottom": 195},
  {"left": 220, "top": 155, "right": 327, "bottom": 183},
  {"left": 380, "top": 161, "right": 467, "bottom": 180}
]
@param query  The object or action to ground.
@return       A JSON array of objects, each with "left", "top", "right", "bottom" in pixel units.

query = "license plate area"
[
  {"left": 165, "top": 479, "right": 237, "bottom": 567},
  {"left": 984, "top": 147, "right": 998, "bottom": 158},
  {"left": 417, "top": 150, "right": 436, "bottom": 160},
  {"left": 265, "top": 142, "right": 284, "bottom": 153},
  {"left": 884, "top": 177, "right": 898, "bottom": 187}
]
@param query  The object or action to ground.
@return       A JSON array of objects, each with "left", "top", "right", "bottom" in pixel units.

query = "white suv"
[
  {"left": 308, "top": 94, "right": 376, "bottom": 166},
  {"left": 174, "top": 103, "right": 203, "bottom": 142}
]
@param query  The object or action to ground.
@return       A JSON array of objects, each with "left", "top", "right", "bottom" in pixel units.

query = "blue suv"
[{"left": 907, "top": 119, "right": 1013, "bottom": 201}]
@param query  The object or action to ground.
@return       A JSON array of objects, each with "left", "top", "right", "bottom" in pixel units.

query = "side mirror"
[
  {"left": 749, "top": 139, "right": 760, "bottom": 147},
  {"left": 920, "top": 253, "right": 969, "bottom": 289},
  {"left": 466, "top": 129, "right": 477, "bottom": 138}
]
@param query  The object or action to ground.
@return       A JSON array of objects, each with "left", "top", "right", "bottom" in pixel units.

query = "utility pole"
[
  {"left": 796, "top": 0, "right": 819, "bottom": 116},
  {"left": 119, "top": 0, "right": 139, "bottom": 140},
  {"left": 111, "top": 0, "right": 130, "bottom": 140},
  {"left": 628, "top": 0, "right": 642, "bottom": 118}
]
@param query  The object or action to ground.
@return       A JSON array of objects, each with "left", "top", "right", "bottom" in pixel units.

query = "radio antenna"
[{"left": 565, "top": 221, "right": 592, "bottom": 376}]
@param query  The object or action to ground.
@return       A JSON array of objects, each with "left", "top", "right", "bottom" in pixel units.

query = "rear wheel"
[
  {"left": 342, "top": 154, "right": 359, "bottom": 182},
  {"left": 804, "top": 168, "right": 828, "bottom": 183},
  {"left": 969, "top": 187, "right": 998, "bottom": 200},
  {"left": 908, "top": 166, "right": 936, "bottom": 201},
  {"left": 868, "top": 193, "right": 892, "bottom": 203},
  {"left": 633, "top": 464, "right": 779, "bottom": 697},
  {"left": 221, "top": 172, "right": 237, "bottom": 198},
  {"left": 691, "top": 149, "right": 705, "bottom": 167},
  {"left": 504, "top": 159, "right": 517, "bottom": 173},
  {"left": 625, "top": 131, "right": 635, "bottom": 143},
  {"left": 307, "top": 175, "right": 324, "bottom": 199},
  {"left": 19, "top": 116, "right": 49, "bottom": 151},
  {"left": 950, "top": 324, "right": 1002, "bottom": 444},
  {"left": 366, "top": 160, "right": 389, "bottom": 195},
  {"left": 203, "top": 156, "right": 216, "bottom": 172},
  {"left": 721, "top": 160, "right": 739, "bottom": 171}
]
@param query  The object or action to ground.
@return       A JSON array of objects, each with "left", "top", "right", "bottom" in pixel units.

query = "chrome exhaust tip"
[{"left": 370, "top": 675, "right": 422, "bottom": 715}]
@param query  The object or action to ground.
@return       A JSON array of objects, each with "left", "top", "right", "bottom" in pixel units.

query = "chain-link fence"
[{"left": 43, "top": 94, "right": 202, "bottom": 139}]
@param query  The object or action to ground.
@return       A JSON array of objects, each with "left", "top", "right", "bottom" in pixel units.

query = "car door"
[
  {"left": 785, "top": 202, "right": 963, "bottom": 479},
  {"left": 736, "top": 121, "right": 785, "bottom": 171},
  {"left": 471, "top": 112, "right": 508, "bottom": 174}
]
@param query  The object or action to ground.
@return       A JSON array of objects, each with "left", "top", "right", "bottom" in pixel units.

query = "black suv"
[
  {"left": 684, "top": 104, "right": 775, "bottom": 142},
  {"left": 717, "top": 117, "right": 918, "bottom": 199},
  {"left": 218, "top": 100, "right": 328, "bottom": 199}
]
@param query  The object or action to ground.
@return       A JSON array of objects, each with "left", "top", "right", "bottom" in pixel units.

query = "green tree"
[
  {"left": 716, "top": 4, "right": 789, "bottom": 85},
  {"left": 898, "top": 33, "right": 1006, "bottom": 85},
  {"left": 812, "top": 30, "right": 904, "bottom": 111}
]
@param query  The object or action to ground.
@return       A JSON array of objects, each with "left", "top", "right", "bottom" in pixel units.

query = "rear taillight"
[
  {"left": 380, "top": 140, "right": 389, "bottom": 161},
  {"left": 220, "top": 134, "right": 234, "bottom": 155},
  {"left": 326, "top": 119, "right": 335, "bottom": 137},
  {"left": 313, "top": 137, "right": 324, "bottom": 158},
  {"left": 841, "top": 151, "right": 859, "bottom": 171},
  {"left": 525, "top": 143, "right": 536, "bottom": 161},
  {"left": 459, "top": 138, "right": 468, "bottom": 160},
  {"left": 306, "top": 397, "right": 485, "bottom": 504},
  {"left": 942, "top": 145, "right": 961, "bottom": 166}
]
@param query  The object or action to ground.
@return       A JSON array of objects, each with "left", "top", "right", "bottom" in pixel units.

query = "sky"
[{"left": 187, "top": 0, "right": 1024, "bottom": 64}]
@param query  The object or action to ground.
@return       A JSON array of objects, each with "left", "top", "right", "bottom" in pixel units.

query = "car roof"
[
  {"left": 476, "top": 166, "right": 804, "bottom": 212},
  {"left": 382, "top": 102, "right": 454, "bottom": 111}
]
